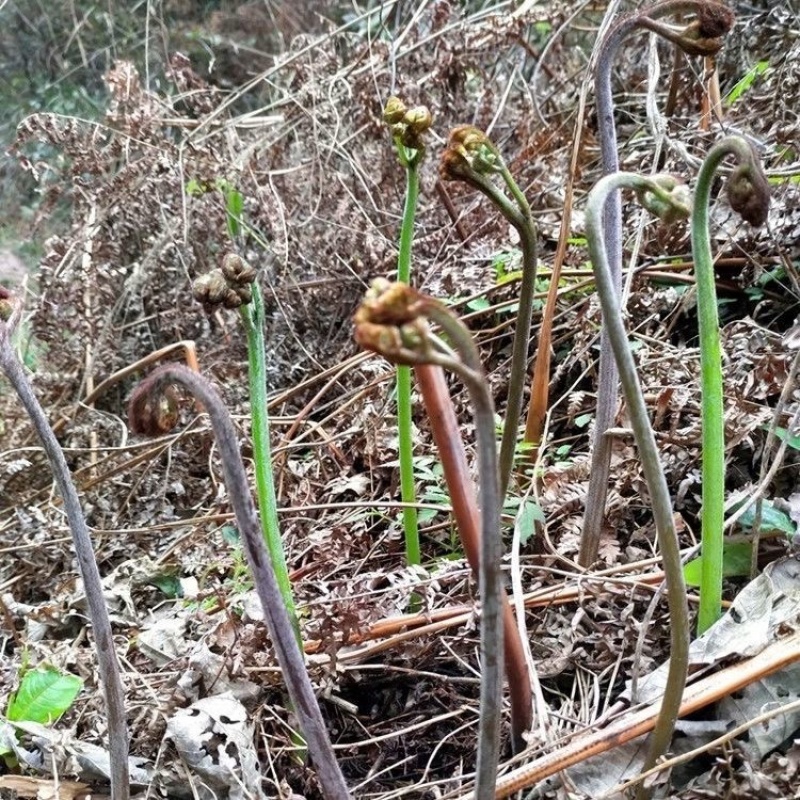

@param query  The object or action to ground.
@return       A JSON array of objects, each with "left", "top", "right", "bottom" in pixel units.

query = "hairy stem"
[
  {"left": 691, "top": 136, "right": 769, "bottom": 633},
  {"left": 440, "top": 134, "right": 538, "bottom": 498},
  {"left": 129, "top": 365, "right": 351, "bottom": 800},
  {"left": 415, "top": 305, "right": 504, "bottom": 800},
  {"left": 585, "top": 174, "right": 690, "bottom": 786},
  {"left": 240, "top": 283, "right": 300, "bottom": 640},
  {"left": 498, "top": 179, "right": 538, "bottom": 499},
  {"left": 0, "top": 295, "right": 129, "bottom": 800},
  {"left": 354, "top": 282, "right": 505, "bottom": 799},
  {"left": 416, "top": 364, "right": 532, "bottom": 750}
]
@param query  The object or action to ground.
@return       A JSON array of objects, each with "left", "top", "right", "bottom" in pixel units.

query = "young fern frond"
[
  {"left": 129, "top": 364, "right": 352, "bottom": 800},
  {"left": 582, "top": 0, "right": 735, "bottom": 566},
  {"left": 691, "top": 136, "right": 770, "bottom": 633},
  {"left": 194, "top": 253, "right": 300, "bottom": 640},
  {"left": 584, "top": 174, "right": 692, "bottom": 794},
  {"left": 440, "top": 126, "right": 538, "bottom": 498},
  {"left": 382, "top": 96, "right": 432, "bottom": 565},
  {"left": 354, "top": 280, "right": 504, "bottom": 800}
]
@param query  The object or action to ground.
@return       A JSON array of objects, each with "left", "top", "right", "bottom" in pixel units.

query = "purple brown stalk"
[
  {"left": 129, "top": 364, "right": 352, "bottom": 800},
  {"left": 355, "top": 280, "right": 504, "bottom": 800},
  {"left": 415, "top": 364, "right": 532, "bottom": 751},
  {"left": 581, "top": 0, "right": 735, "bottom": 567},
  {"left": 0, "top": 287, "right": 129, "bottom": 800}
]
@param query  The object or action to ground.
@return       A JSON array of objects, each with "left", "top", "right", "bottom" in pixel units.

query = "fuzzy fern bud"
[
  {"left": 382, "top": 96, "right": 407, "bottom": 126},
  {"left": 353, "top": 280, "right": 431, "bottom": 364},
  {"left": 675, "top": 2, "right": 735, "bottom": 56},
  {"left": 193, "top": 253, "right": 258, "bottom": 312},
  {"left": 727, "top": 158, "right": 770, "bottom": 227},
  {"left": 221, "top": 253, "right": 257, "bottom": 286},
  {"left": 383, "top": 97, "right": 431, "bottom": 165},
  {"left": 440, "top": 125, "right": 502, "bottom": 180},
  {"left": 636, "top": 174, "right": 692, "bottom": 225},
  {"left": 128, "top": 380, "right": 180, "bottom": 436}
]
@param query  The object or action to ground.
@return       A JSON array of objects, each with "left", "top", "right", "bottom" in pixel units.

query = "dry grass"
[{"left": 1, "top": 1, "right": 799, "bottom": 798}]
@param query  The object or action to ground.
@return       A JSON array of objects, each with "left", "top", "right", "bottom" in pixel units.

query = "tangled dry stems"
[{"left": 1, "top": 2, "right": 799, "bottom": 798}]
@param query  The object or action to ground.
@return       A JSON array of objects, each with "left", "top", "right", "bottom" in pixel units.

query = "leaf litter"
[{"left": 1, "top": 1, "right": 800, "bottom": 798}]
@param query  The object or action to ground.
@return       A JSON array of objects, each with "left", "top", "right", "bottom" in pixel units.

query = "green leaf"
[
  {"left": 184, "top": 178, "right": 206, "bottom": 197},
  {"left": 683, "top": 541, "right": 752, "bottom": 587},
  {"left": 147, "top": 572, "right": 183, "bottom": 598},
  {"left": 516, "top": 501, "right": 545, "bottom": 546},
  {"left": 466, "top": 296, "right": 490, "bottom": 312},
  {"left": 496, "top": 269, "right": 523, "bottom": 286},
  {"left": 765, "top": 425, "right": 800, "bottom": 452},
  {"left": 223, "top": 187, "right": 244, "bottom": 239},
  {"left": 725, "top": 61, "right": 769, "bottom": 106},
  {"left": 221, "top": 524, "right": 240, "bottom": 546},
  {"left": 7, "top": 665, "right": 82, "bottom": 724},
  {"left": 736, "top": 498, "right": 795, "bottom": 536},
  {"left": 417, "top": 507, "right": 439, "bottom": 525}
]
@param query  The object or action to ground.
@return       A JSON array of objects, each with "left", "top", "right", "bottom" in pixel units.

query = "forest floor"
[{"left": 1, "top": 1, "right": 800, "bottom": 798}]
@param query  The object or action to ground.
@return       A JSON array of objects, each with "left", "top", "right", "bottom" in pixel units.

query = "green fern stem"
[
  {"left": 397, "top": 161, "right": 421, "bottom": 565},
  {"left": 241, "top": 283, "right": 301, "bottom": 642},
  {"left": 691, "top": 136, "right": 769, "bottom": 633},
  {"left": 692, "top": 152, "right": 725, "bottom": 634}
]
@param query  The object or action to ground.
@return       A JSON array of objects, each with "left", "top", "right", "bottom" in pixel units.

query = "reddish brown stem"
[{"left": 415, "top": 364, "right": 532, "bottom": 750}]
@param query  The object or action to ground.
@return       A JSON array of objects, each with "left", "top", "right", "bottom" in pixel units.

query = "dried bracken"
[{"left": 1, "top": 2, "right": 798, "bottom": 799}]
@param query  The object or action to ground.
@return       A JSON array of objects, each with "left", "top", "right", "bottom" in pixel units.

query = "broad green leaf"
[
  {"left": 683, "top": 541, "right": 753, "bottom": 586},
  {"left": 7, "top": 665, "right": 82, "bottom": 724}
]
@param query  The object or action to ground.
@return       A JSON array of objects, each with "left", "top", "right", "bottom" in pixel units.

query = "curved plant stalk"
[
  {"left": 0, "top": 288, "right": 129, "bottom": 800},
  {"left": 383, "top": 97, "right": 432, "bottom": 566},
  {"left": 585, "top": 174, "right": 692, "bottom": 792},
  {"left": 355, "top": 280, "right": 504, "bottom": 800},
  {"left": 440, "top": 126, "right": 538, "bottom": 498},
  {"left": 415, "top": 364, "right": 533, "bottom": 751},
  {"left": 195, "top": 254, "right": 300, "bottom": 640},
  {"left": 581, "top": 0, "right": 735, "bottom": 567},
  {"left": 691, "top": 136, "right": 770, "bottom": 633},
  {"left": 129, "top": 364, "right": 352, "bottom": 800}
]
